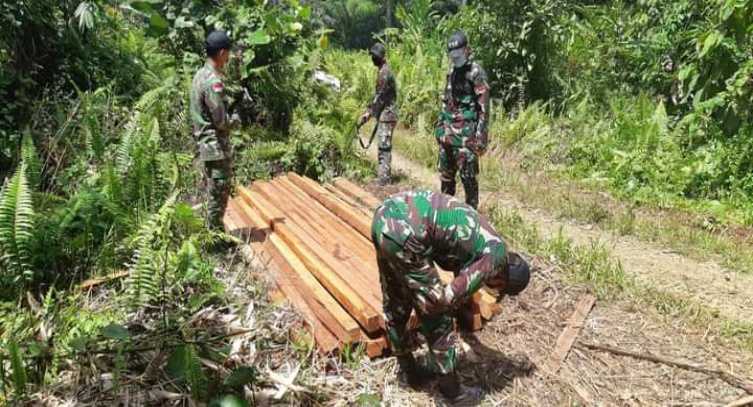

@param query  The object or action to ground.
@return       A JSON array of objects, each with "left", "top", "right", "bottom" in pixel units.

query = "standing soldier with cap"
[
  {"left": 435, "top": 31, "right": 490, "bottom": 209},
  {"left": 371, "top": 189, "right": 530, "bottom": 403},
  {"left": 359, "top": 43, "right": 398, "bottom": 186},
  {"left": 190, "top": 30, "right": 238, "bottom": 229}
]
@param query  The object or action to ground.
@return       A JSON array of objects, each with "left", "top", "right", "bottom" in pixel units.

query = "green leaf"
[
  {"left": 209, "top": 394, "right": 249, "bottom": 407},
  {"left": 130, "top": 0, "right": 161, "bottom": 13},
  {"left": 223, "top": 366, "right": 257, "bottom": 388},
  {"left": 356, "top": 392, "right": 381, "bottom": 406},
  {"left": 8, "top": 341, "right": 27, "bottom": 397},
  {"left": 246, "top": 30, "right": 271, "bottom": 45},
  {"left": 699, "top": 31, "right": 721, "bottom": 58},
  {"left": 101, "top": 323, "right": 131, "bottom": 341},
  {"left": 149, "top": 13, "right": 170, "bottom": 35},
  {"left": 167, "top": 345, "right": 208, "bottom": 400}
]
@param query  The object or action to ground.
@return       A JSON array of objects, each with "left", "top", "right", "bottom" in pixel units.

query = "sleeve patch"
[{"left": 211, "top": 81, "right": 224, "bottom": 93}]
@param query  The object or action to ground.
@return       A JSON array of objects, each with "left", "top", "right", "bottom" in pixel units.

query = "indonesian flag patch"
[{"left": 211, "top": 81, "right": 224, "bottom": 93}]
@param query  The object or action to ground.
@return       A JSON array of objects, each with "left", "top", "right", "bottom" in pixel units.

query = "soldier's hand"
[{"left": 358, "top": 112, "right": 370, "bottom": 127}]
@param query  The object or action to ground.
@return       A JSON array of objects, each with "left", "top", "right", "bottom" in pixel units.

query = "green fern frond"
[
  {"left": 21, "top": 131, "right": 42, "bottom": 189},
  {"left": 0, "top": 164, "right": 35, "bottom": 285},
  {"left": 124, "top": 193, "right": 177, "bottom": 308},
  {"left": 8, "top": 341, "right": 27, "bottom": 397}
]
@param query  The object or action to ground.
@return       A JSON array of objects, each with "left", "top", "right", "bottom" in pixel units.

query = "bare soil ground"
[{"left": 356, "top": 147, "right": 753, "bottom": 406}]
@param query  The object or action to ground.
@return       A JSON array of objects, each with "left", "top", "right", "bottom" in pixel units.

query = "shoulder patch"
[{"left": 211, "top": 81, "right": 224, "bottom": 93}]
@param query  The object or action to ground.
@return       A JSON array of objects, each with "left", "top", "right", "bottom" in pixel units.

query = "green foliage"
[
  {"left": 0, "top": 164, "right": 35, "bottom": 290},
  {"left": 167, "top": 344, "right": 209, "bottom": 401},
  {"left": 8, "top": 340, "right": 27, "bottom": 398},
  {"left": 20, "top": 131, "right": 41, "bottom": 189}
]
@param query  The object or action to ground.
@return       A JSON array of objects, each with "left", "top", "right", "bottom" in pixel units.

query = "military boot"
[
  {"left": 441, "top": 180, "right": 456, "bottom": 196},
  {"left": 461, "top": 178, "right": 479, "bottom": 209},
  {"left": 397, "top": 354, "right": 434, "bottom": 388},
  {"left": 438, "top": 373, "right": 483, "bottom": 405}
]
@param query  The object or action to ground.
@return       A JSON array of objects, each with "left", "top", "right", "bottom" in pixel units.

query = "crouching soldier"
[{"left": 371, "top": 190, "right": 530, "bottom": 403}]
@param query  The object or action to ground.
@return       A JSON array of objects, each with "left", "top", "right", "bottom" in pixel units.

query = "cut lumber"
[
  {"left": 246, "top": 242, "right": 339, "bottom": 353},
  {"left": 275, "top": 177, "right": 382, "bottom": 290},
  {"left": 225, "top": 199, "right": 251, "bottom": 239},
  {"left": 288, "top": 172, "right": 372, "bottom": 239},
  {"left": 268, "top": 233, "right": 362, "bottom": 343},
  {"left": 325, "top": 184, "right": 372, "bottom": 217},
  {"left": 266, "top": 182, "right": 384, "bottom": 310},
  {"left": 361, "top": 334, "right": 388, "bottom": 359},
  {"left": 275, "top": 221, "right": 382, "bottom": 333},
  {"left": 237, "top": 185, "right": 285, "bottom": 226},
  {"left": 279, "top": 177, "right": 374, "bottom": 251},
  {"left": 234, "top": 199, "right": 270, "bottom": 242},
  {"left": 579, "top": 342, "right": 753, "bottom": 395},
  {"left": 544, "top": 294, "right": 596, "bottom": 375},
  {"left": 260, "top": 181, "right": 385, "bottom": 317},
  {"left": 333, "top": 178, "right": 381, "bottom": 209}
]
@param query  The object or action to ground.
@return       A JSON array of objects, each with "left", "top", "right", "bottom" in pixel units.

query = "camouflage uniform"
[
  {"left": 371, "top": 190, "right": 508, "bottom": 375},
  {"left": 369, "top": 62, "right": 398, "bottom": 184},
  {"left": 435, "top": 62, "right": 490, "bottom": 209},
  {"left": 190, "top": 62, "right": 233, "bottom": 229}
]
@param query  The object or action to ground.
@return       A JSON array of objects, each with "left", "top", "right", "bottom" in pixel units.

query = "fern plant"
[
  {"left": 0, "top": 163, "right": 35, "bottom": 287},
  {"left": 20, "top": 131, "right": 42, "bottom": 189},
  {"left": 124, "top": 193, "right": 177, "bottom": 309}
]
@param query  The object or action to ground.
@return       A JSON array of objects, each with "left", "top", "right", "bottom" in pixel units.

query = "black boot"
[
  {"left": 461, "top": 178, "right": 479, "bottom": 209},
  {"left": 438, "top": 373, "right": 483, "bottom": 405},
  {"left": 441, "top": 180, "right": 456, "bottom": 197},
  {"left": 397, "top": 354, "right": 434, "bottom": 388}
]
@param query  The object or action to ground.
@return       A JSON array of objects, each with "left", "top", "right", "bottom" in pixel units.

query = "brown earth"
[{"left": 351, "top": 145, "right": 753, "bottom": 406}]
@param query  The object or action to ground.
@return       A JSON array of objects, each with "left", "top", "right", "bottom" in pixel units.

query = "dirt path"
[
  {"left": 367, "top": 146, "right": 753, "bottom": 326},
  {"left": 362, "top": 147, "right": 753, "bottom": 406}
]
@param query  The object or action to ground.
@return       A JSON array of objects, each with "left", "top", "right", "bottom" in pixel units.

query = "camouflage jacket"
[
  {"left": 190, "top": 62, "right": 230, "bottom": 141},
  {"left": 437, "top": 61, "right": 490, "bottom": 150},
  {"left": 368, "top": 62, "right": 398, "bottom": 123},
  {"left": 372, "top": 190, "right": 507, "bottom": 310}
]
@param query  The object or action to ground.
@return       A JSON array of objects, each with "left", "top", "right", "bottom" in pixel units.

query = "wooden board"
[
  {"left": 268, "top": 233, "right": 362, "bottom": 342},
  {"left": 333, "top": 178, "right": 381, "bottom": 209},
  {"left": 237, "top": 185, "right": 285, "bottom": 226},
  {"left": 275, "top": 177, "right": 383, "bottom": 291},
  {"left": 544, "top": 294, "right": 596, "bottom": 374},
  {"left": 233, "top": 198, "right": 270, "bottom": 242},
  {"left": 269, "top": 182, "right": 383, "bottom": 310},
  {"left": 248, "top": 241, "right": 339, "bottom": 353},
  {"left": 361, "top": 334, "right": 388, "bottom": 359},
  {"left": 325, "top": 184, "right": 373, "bottom": 217},
  {"left": 288, "top": 172, "right": 372, "bottom": 239}
]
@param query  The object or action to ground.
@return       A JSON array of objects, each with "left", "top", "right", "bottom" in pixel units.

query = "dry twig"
[{"left": 579, "top": 342, "right": 753, "bottom": 395}]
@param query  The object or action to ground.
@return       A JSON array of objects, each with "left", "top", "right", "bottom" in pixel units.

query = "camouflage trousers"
[
  {"left": 371, "top": 207, "right": 456, "bottom": 375},
  {"left": 376, "top": 121, "right": 395, "bottom": 184},
  {"left": 201, "top": 158, "right": 233, "bottom": 230},
  {"left": 376, "top": 253, "right": 458, "bottom": 375},
  {"left": 438, "top": 144, "right": 479, "bottom": 209}
]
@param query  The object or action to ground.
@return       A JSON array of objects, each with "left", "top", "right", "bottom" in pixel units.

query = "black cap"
[
  {"left": 206, "top": 30, "right": 232, "bottom": 56},
  {"left": 504, "top": 252, "right": 530, "bottom": 296},
  {"left": 369, "top": 43, "right": 386, "bottom": 60},
  {"left": 447, "top": 31, "right": 468, "bottom": 68}
]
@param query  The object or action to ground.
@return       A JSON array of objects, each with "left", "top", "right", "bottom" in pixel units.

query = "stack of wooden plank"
[{"left": 222, "top": 173, "right": 501, "bottom": 357}]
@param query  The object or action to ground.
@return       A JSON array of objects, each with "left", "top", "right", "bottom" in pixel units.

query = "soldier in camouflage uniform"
[
  {"left": 371, "top": 189, "right": 530, "bottom": 403},
  {"left": 435, "top": 31, "right": 491, "bottom": 209},
  {"left": 359, "top": 43, "right": 398, "bottom": 185},
  {"left": 190, "top": 31, "right": 238, "bottom": 229}
]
